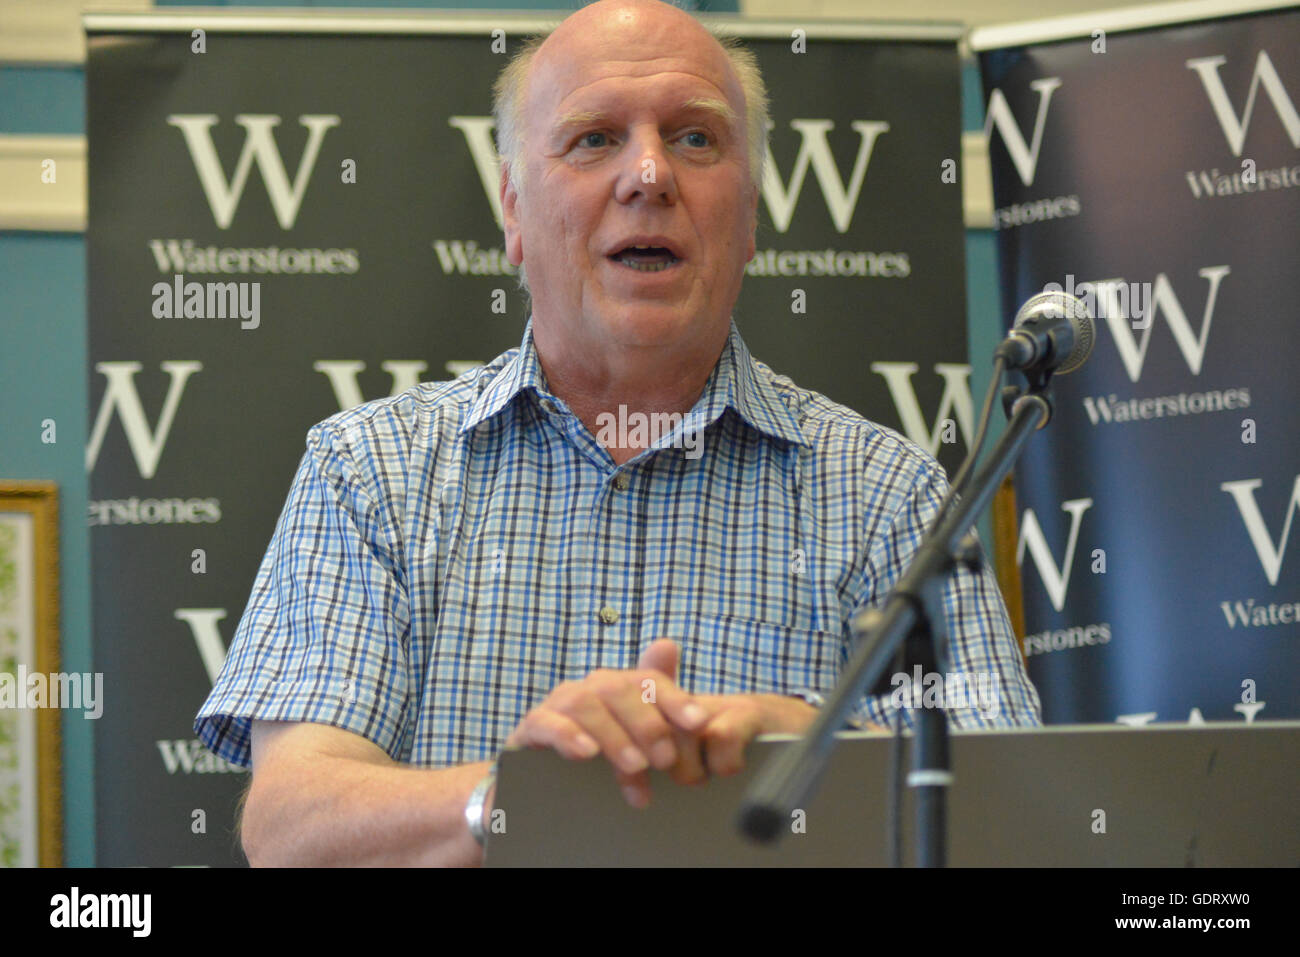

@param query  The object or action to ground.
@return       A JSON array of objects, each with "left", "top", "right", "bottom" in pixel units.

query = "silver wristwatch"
[
  {"left": 791, "top": 688, "right": 875, "bottom": 730},
  {"left": 464, "top": 762, "right": 498, "bottom": 847},
  {"left": 791, "top": 689, "right": 827, "bottom": 709}
]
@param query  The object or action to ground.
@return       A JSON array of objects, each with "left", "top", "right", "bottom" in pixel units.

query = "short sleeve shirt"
[{"left": 195, "top": 320, "right": 1041, "bottom": 768}]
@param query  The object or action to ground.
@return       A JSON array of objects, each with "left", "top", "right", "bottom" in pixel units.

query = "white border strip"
[
  {"left": 971, "top": 0, "right": 1298, "bottom": 51},
  {"left": 82, "top": 8, "right": 963, "bottom": 42}
]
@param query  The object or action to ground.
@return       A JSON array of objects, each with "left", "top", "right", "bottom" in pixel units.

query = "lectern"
[{"left": 486, "top": 722, "right": 1299, "bottom": 866}]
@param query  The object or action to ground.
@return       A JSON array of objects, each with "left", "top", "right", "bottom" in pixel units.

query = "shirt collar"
[
  {"left": 461, "top": 319, "right": 550, "bottom": 433},
  {"left": 463, "top": 317, "right": 809, "bottom": 448},
  {"left": 695, "top": 323, "right": 810, "bottom": 447}
]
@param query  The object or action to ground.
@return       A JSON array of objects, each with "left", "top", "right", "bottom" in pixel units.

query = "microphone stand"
[{"left": 739, "top": 366, "right": 1057, "bottom": 866}]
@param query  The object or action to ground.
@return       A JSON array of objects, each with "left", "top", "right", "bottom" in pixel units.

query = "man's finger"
[
  {"left": 596, "top": 679, "right": 684, "bottom": 771},
  {"left": 700, "top": 705, "right": 764, "bottom": 776},
  {"left": 636, "top": 638, "right": 679, "bottom": 678},
  {"left": 559, "top": 692, "right": 662, "bottom": 775},
  {"left": 666, "top": 726, "right": 708, "bottom": 786},
  {"left": 613, "top": 768, "right": 651, "bottom": 809},
  {"left": 505, "top": 708, "right": 602, "bottom": 760},
  {"left": 634, "top": 671, "right": 709, "bottom": 734}
]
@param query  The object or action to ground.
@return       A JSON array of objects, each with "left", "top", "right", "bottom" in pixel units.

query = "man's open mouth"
[{"left": 608, "top": 245, "right": 681, "bottom": 273}]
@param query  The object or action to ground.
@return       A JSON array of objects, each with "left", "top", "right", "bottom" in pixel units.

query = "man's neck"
[{"left": 532, "top": 324, "right": 727, "bottom": 466}]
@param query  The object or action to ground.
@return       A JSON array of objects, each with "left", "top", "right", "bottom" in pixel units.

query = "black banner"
[
  {"left": 87, "top": 16, "right": 968, "bottom": 865},
  {"left": 977, "top": 5, "right": 1300, "bottom": 724}
]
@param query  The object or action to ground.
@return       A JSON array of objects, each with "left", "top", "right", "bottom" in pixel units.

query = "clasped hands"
[{"left": 503, "top": 638, "right": 819, "bottom": 808}]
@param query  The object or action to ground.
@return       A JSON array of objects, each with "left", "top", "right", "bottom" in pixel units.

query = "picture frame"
[{"left": 0, "top": 481, "right": 62, "bottom": 867}]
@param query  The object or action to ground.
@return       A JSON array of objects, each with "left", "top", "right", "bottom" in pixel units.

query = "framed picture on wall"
[{"left": 0, "top": 481, "right": 62, "bottom": 867}]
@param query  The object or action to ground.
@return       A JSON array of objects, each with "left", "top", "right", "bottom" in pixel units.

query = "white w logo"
[
  {"left": 313, "top": 360, "right": 430, "bottom": 411},
  {"left": 1017, "top": 498, "right": 1093, "bottom": 613},
  {"left": 86, "top": 361, "right": 202, "bottom": 479},
  {"left": 449, "top": 116, "right": 504, "bottom": 229},
  {"left": 761, "top": 120, "right": 889, "bottom": 233},
  {"left": 869, "top": 362, "right": 973, "bottom": 455},
  {"left": 1098, "top": 266, "right": 1230, "bottom": 382},
  {"left": 167, "top": 114, "right": 340, "bottom": 229},
  {"left": 1221, "top": 476, "right": 1300, "bottom": 586},
  {"left": 1186, "top": 51, "right": 1300, "bottom": 157},
  {"left": 983, "top": 78, "right": 1062, "bottom": 188},
  {"left": 174, "top": 608, "right": 229, "bottom": 684}
]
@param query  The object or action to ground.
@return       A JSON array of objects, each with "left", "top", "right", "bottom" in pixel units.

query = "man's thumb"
[{"left": 637, "top": 638, "right": 679, "bottom": 679}]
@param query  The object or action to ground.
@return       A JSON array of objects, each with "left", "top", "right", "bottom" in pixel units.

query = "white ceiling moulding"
[
  {"left": 82, "top": 7, "right": 961, "bottom": 40},
  {"left": 0, "top": 0, "right": 153, "bottom": 66},
  {"left": 0, "top": 135, "right": 86, "bottom": 232}
]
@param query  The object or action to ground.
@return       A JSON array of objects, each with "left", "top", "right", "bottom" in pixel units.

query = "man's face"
[{"left": 502, "top": 2, "right": 758, "bottom": 359}]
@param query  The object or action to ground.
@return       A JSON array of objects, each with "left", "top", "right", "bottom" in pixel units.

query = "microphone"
[{"left": 995, "top": 291, "right": 1095, "bottom": 375}]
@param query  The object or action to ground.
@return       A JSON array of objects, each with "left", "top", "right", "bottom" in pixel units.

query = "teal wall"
[
  {"left": 962, "top": 60, "right": 1006, "bottom": 551},
  {"left": 0, "top": 233, "right": 93, "bottom": 866},
  {"left": 1, "top": 0, "right": 1004, "bottom": 866}
]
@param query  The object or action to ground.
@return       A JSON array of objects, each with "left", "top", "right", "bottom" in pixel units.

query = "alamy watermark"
[
  {"left": 594, "top": 405, "right": 706, "bottom": 459},
  {"left": 50, "top": 887, "right": 150, "bottom": 936},
  {"left": 889, "top": 665, "right": 1001, "bottom": 718},
  {"left": 0, "top": 667, "right": 103, "bottom": 720},
  {"left": 1041, "top": 274, "right": 1153, "bottom": 328},
  {"left": 152, "top": 273, "right": 260, "bottom": 329}
]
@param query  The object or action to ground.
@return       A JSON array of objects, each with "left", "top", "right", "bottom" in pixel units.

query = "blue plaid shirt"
[{"left": 196, "top": 320, "right": 1041, "bottom": 768}]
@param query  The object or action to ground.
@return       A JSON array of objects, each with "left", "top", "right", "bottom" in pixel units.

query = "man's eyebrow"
[
  {"left": 548, "top": 97, "right": 738, "bottom": 137},
  {"left": 678, "top": 97, "right": 738, "bottom": 124}
]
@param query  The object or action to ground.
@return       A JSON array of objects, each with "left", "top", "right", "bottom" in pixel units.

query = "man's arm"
[
  {"left": 854, "top": 452, "right": 1042, "bottom": 729},
  {"left": 242, "top": 639, "right": 837, "bottom": 867},
  {"left": 243, "top": 721, "right": 494, "bottom": 867}
]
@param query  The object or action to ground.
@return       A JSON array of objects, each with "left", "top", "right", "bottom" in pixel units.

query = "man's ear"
[{"left": 501, "top": 162, "right": 524, "bottom": 267}]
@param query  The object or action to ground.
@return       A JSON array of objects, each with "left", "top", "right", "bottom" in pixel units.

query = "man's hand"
[
  {"left": 688, "top": 691, "right": 819, "bottom": 776},
  {"left": 503, "top": 639, "right": 820, "bottom": 808},
  {"left": 503, "top": 639, "right": 710, "bottom": 807}
]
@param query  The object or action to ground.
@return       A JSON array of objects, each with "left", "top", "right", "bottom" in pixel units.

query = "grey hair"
[{"left": 491, "top": 27, "right": 770, "bottom": 294}]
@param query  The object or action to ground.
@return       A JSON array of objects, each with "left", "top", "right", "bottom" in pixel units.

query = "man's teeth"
[
  {"left": 618, "top": 257, "right": 675, "bottom": 271},
  {"left": 616, "top": 246, "right": 678, "bottom": 271}
]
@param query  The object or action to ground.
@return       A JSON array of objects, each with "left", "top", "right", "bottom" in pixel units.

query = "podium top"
[{"left": 488, "top": 722, "right": 1300, "bottom": 866}]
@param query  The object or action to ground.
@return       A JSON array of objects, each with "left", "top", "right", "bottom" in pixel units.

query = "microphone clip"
[{"left": 1000, "top": 367, "right": 1056, "bottom": 428}]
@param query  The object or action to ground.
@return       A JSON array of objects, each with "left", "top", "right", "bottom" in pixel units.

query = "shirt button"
[
  {"left": 613, "top": 473, "right": 630, "bottom": 491},
  {"left": 539, "top": 399, "right": 557, "bottom": 414},
  {"left": 598, "top": 606, "right": 619, "bottom": 625}
]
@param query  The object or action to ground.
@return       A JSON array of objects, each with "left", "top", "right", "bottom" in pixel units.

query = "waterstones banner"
[
  {"left": 86, "top": 13, "right": 969, "bottom": 865},
  {"left": 974, "top": 3, "right": 1300, "bottom": 725}
]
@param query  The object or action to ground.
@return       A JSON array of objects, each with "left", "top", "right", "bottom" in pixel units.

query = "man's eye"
[
  {"left": 682, "top": 131, "right": 711, "bottom": 148},
  {"left": 578, "top": 132, "right": 609, "bottom": 149}
]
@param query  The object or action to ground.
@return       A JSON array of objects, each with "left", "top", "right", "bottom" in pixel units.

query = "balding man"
[{"left": 197, "top": 0, "right": 1040, "bottom": 867}]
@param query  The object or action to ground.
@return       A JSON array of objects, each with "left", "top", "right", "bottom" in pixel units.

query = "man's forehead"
[
  {"left": 532, "top": 65, "right": 742, "bottom": 147},
  {"left": 527, "top": 10, "right": 743, "bottom": 123}
]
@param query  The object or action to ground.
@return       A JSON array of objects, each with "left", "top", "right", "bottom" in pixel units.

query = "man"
[{"left": 196, "top": 0, "right": 1040, "bottom": 867}]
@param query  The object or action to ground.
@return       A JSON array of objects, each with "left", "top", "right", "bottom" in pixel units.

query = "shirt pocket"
[{"left": 671, "top": 613, "right": 846, "bottom": 698}]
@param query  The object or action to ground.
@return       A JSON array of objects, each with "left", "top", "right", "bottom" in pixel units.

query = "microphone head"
[{"left": 1015, "top": 291, "right": 1094, "bottom": 374}]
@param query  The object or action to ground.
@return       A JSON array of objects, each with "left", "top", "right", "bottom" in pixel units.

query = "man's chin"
[{"left": 594, "top": 304, "right": 719, "bottom": 347}]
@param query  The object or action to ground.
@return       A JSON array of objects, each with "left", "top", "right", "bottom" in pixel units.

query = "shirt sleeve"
[
  {"left": 194, "top": 420, "right": 412, "bottom": 768},
  {"left": 849, "top": 460, "right": 1043, "bottom": 730}
]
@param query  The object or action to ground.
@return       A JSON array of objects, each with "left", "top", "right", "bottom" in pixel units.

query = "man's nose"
[{"left": 613, "top": 129, "right": 679, "bottom": 206}]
